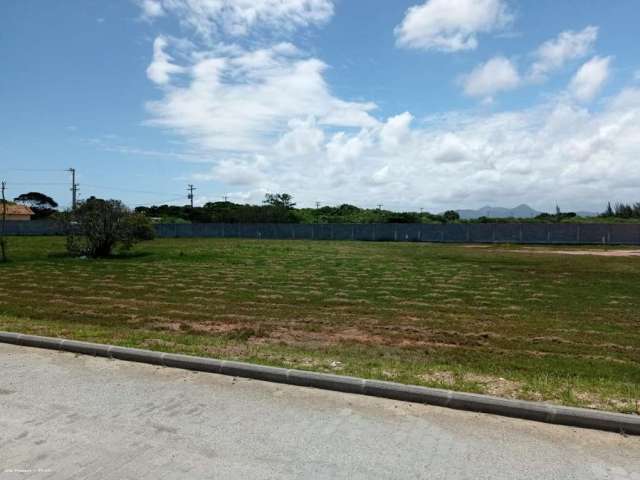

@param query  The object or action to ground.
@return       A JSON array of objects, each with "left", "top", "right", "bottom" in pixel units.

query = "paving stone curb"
[{"left": 2, "top": 331, "right": 638, "bottom": 435}]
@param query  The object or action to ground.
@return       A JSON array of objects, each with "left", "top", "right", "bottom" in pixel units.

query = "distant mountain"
[
  {"left": 456, "top": 204, "right": 542, "bottom": 220},
  {"left": 575, "top": 211, "right": 599, "bottom": 218}
]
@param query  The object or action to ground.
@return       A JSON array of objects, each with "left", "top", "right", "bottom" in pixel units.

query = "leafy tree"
[
  {"left": 14, "top": 192, "right": 58, "bottom": 219},
  {"left": 263, "top": 193, "right": 295, "bottom": 209},
  {"left": 443, "top": 210, "right": 460, "bottom": 222},
  {"left": 62, "top": 197, "right": 154, "bottom": 258}
]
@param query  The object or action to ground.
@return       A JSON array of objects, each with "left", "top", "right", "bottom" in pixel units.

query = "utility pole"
[
  {"left": 377, "top": 204, "right": 383, "bottom": 210},
  {"left": 1, "top": 181, "right": 7, "bottom": 262},
  {"left": 315, "top": 201, "right": 321, "bottom": 224},
  {"left": 68, "top": 168, "right": 78, "bottom": 210},
  {"left": 223, "top": 195, "right": 229, "bottom": 203},
  {"left": 187, "top": 184, "right": 196, "bottom": 208}
]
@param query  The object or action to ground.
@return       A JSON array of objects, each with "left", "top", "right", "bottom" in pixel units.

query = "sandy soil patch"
[{"left": 465, "top": 245, "right": 640, "bottom": 257}]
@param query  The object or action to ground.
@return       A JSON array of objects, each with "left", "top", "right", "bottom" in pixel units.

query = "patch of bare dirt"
[
  {"left": 420, "top": 371, "right": 457, "bottom": 385},
  {"left": 465, "top": 373, "right": 522, "bottom": 398},
  {"left": 521, "top": 249, "right": 640, "bottom": 257},
  {"left": 420, "top": 371, "right": 523, "bottom": 398},
  {"left": 463, "top": 245, "right": 640, "bottom": 256}
]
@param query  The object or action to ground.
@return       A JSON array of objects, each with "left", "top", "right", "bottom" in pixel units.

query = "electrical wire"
[
  {"left": 0, "top": 168, "right": 68, "bottom": 172},
  {"left": 81, "top": 183, "right": 175, "bottom": 196},
  {"left": 136, "top": 195, "right": 188, "bottom": 207},
  {"left": 5, "top": 182, "right": 69, "bottom": 186}
]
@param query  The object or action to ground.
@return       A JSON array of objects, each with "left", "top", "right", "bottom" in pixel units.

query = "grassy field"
[{"left": 1, "top": 236, "right": 639, "bottom": 413}]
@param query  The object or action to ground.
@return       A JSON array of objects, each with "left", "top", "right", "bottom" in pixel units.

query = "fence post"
[
  {"left": 576, "top": 224, "right": 580, "bottom": 244},
  {"left": 466, "top": 224, "right": 470, "bottom": 242},
  {"left": 519, "top": 224, "right": 523, "bottom": 243}
]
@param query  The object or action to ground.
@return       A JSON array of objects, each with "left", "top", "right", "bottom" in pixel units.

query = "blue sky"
[{"left": 1, "top": 0, "right": 639, "bottom": 212}]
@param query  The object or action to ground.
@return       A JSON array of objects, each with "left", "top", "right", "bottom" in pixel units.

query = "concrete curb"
[{"left": 2, "top": 331, "right": 638, "bottom": 435}]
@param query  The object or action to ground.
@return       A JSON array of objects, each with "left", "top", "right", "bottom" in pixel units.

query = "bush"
[
  {"left": 122, "top": 213, "right": 156, "bottom": 242},
  {"left": 61, "top": 197, "right": 155, "bottom": 258}
]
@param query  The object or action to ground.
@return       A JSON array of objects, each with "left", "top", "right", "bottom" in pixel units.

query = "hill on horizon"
[
  {"left": 456, "top": 204, "right": 599, "bottom": 219},
  {"left": 456, "top": 204, "right": 543, "bottom": 220}
]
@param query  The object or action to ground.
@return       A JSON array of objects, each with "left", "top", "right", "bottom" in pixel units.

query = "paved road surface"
[{"left": 1, "top": 343, "right": 639, "bottom": 479}]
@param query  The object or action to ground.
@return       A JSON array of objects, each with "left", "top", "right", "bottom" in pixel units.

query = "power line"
[
  {"left": 82, "top": 183, "right": 173, "bottom": 196},
  {"left": 4, "top": 182, "right": 68, "bottom": 186},
  {"left": 0, "top": 168, "right": 68, "bottom": 173},
  {"left": 136, "top": 195, "right": 188, "bottom": 207}
]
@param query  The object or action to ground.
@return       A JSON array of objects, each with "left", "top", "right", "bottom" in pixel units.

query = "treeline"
[
  {"left": 10, "top": 190, "right": 640, "bottom": 223},
  {"left": 601, "top": 202, "right": 640, "bottom": 219},
  {"left": 134, "top": 193, "right": 464, "bottom": 224},
  {"left": 134, "top": 193, "right": 640, "bottom": 224}
]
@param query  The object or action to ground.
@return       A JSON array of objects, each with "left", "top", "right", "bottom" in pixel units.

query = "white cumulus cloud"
[
  {"left": 136, "top": 0, "right": 640, "bottom": 212},
  {"left": 529, "top": 26, "right": 598, "bottom": 80},
  {"left": 569, "top": 56, "right": 611, "bottom": 102},
  {"left": 140, "top": 0, "right": 333, "bottom": 39},
  {"left": 394, "top": 0, "right": 512, "bottom": 52},
  {"left": 461, "top": 56, "right": 521, "bottom": 100},
  {"left": 139, "top": 0, "right": 165, "bottom": 19},
  {"left": 146, "top": 36, "right": 185, "bottom": 85},
  {"left": 379, "top": 112, "right": 413, "bottom": 152},
  {"left": 145, "top": 43, "right": 377, "bottom": 153}
]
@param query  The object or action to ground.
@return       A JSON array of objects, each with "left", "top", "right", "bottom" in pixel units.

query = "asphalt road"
[{"left": 1, "top": 344, "right": 639, "bottom": 480}]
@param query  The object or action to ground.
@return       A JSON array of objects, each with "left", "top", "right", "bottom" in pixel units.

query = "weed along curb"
[{"left": 2, "top": 331, "right": 639, "bottom": 435}]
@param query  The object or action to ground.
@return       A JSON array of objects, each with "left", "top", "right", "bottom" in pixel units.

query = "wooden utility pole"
[
  {"left": 68, "top": 168, "right": 78, "bottom": 210},
  {"left": 1, "top": 181, "right": 7, "bottom": 262},
  {"left": 187, "top": 184, "right": 196, "bottom": 208}
]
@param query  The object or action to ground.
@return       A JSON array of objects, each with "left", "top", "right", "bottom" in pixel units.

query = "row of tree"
[
  {"left": 602, "top": 202, "right": 640, "bottom": 219},
  {"left": 9, "top": 191, "right": 640, "bottom": 223},
  {"left": 135, "top": 193, "right": 464, "bottom": 224}
]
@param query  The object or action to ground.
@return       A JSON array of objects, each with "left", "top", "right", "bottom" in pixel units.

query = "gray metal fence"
[{"left": 5, "top": 220, "right": 640, "bottom": 245}]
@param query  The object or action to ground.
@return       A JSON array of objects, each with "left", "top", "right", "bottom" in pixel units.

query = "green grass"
[{"left": 1, "top": 236, "right": 639, "bottom": 413}]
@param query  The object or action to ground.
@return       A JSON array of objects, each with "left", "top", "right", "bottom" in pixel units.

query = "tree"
[
  {"left": 603, "top": 202, "right": 614, "bottom": 217},
  {"left": 61, "top": 196, "right": 154, "bottom": 258},
  {"left": 614, "top": 202, "right": 633, "bottom": 218},
  {"left": 443, "top": 210, "right": 460, "bottom": 222},
  {"left": 263, "top": 193, "right": 295, "bottom": 209},
  {"left": 14, "top": 192, "right": 58, "bottom": 219}
]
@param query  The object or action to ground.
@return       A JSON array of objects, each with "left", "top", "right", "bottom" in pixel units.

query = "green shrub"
[{"left": 60, "top": 197, "right": 155, "bottom": 258}]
